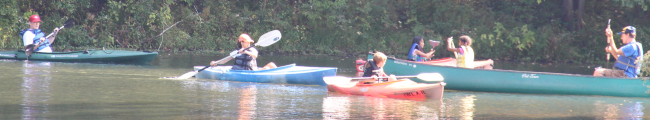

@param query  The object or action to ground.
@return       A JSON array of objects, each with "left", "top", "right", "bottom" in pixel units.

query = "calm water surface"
[{"left": 0, "top": 53, "right": 647, "bottom": 119}]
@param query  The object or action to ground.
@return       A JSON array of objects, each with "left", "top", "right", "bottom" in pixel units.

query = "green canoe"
[
  {"left": 375, "top": 54, "right": 650, "bottom": 98},
  {"left": 0, "top": 50, "right": 158, "bottom": 64}
]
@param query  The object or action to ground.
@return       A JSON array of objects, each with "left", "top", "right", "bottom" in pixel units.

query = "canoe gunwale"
[{"left": 388, "top": 57, "right": 642, "bottom": 80}]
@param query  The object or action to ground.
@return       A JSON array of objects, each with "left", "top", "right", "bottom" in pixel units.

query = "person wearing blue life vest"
[
  {"left": 594, "top": 26, "right": 643, "bottom": 78},
  {"left": 21, "top": 15, "right": 59, "bottom": 52},
  {"left": 407, "top": 36, "right": 435, "bottom": 61}
]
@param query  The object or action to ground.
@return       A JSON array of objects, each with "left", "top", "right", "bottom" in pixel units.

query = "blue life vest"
[
  {"left": 20, "top": 29, "right": 49, "bottom": 51},
  {"left": 613, "top": 42, "right": 643, "bottom": 78},
  {"left": 407, "top": 43, "right": 426, "bottom": 61}
]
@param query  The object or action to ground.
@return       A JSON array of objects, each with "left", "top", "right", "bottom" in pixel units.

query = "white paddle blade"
[
  {"left": 323, "top": 76, "right": 352, "bottom": 85},
  {"left": 176, "top": 71, "right": 198, "bottom": 79},
  {"left": 416, "top": 73, "right": 444, "bottom": 82},
  {"left": 255, "top": 30, "right": 282, "bottom": 47}
]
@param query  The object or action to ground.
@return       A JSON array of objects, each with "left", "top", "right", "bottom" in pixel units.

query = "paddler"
[
  {"left": 21, "top": 15, "right": 60, "bottom": 52},
  {"left": 210, "top": 33, "right": 277, "bottom": 70},
  {"left": 446, "top": 35, "right": 493, "bottom": 69},
  {"left": 360, "top": 52, "right": 397, "bottom": 84},
  {"left": 407, "top": 36, "right": 435, "bottom": 61},
  {"left": 594, "top": 26, "right": 643, "bottom": 78}
]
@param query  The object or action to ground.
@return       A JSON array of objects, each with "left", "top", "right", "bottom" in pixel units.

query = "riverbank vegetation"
[{"left": 1, "top": 0, "right": 649, "bottom": 63}]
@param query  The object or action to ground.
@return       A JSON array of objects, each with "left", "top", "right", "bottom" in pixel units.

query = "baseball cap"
[
  {"left": 617, "top": 26, "right": 636, "bottom": 35},
  {"left": 29, "top": 15, "right": 41, "bottom": 22}
]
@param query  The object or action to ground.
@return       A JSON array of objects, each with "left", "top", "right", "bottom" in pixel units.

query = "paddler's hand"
[
  {"left": 605, "top": 27, "right": 613, "bottom": 40},
  {"left": 388, "top": 74, "right": 397, "bottom": 81},
  {"left": 210, "top": 61, "right": 217, "bottom": 66},
  {"left": 605, "top": 46, "right": 611, "bottom": 53},
  {"left": 40, "top": 37, "right": 45, "bottom": 42},
  {"left": 371, "top": 75, "right": 379, "bottom": 81},
  {"left": 53, "top": 27, "right": 60, "bottom": 33},
  {"left": 238, "top": 48, "right": 247, "bottom": 54},
  {"left": 446, "top": 37, "right": 453, "bottom": 44}
]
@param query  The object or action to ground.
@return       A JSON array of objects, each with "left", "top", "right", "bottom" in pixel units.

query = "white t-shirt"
[
  {"left": 22, "top": 30, "right": 35, "bottom": 45},
  {"left": 22, "top": 30, "right": 52, "bottom": 52}
]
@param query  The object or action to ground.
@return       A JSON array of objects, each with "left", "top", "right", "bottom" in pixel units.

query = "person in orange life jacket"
[
  {"left": 446, "top": 35, "right": 493, "bottom": 69},
  {"left": 594, "top": 26, "right": 643, "bottom": 78},
  {"left": 211, "top": 33, "right": 277, "bottom": 70},
  {"left": 407, "top": 36, "right": 435, "bottom": 61},
  {"left": 360, "top": 52, "right": 397, "bottom": 84},
  {"left": 22, "top": 15, "right": 59, "bottom": 52}
]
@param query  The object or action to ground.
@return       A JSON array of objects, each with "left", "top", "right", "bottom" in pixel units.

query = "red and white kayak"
[{"left": 326, "top": 79, "right": 446, "bottom": 101}]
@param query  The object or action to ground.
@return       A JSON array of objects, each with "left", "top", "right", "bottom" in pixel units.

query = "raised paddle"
[
  {"left": 25, "top": 18, "right": 75, "bottom": 58},
  {"left": 173, "top": 30, "right": 282, "bottom": 79},
  {"left": 448, "top": 36, "right": 458, "bottom": 58},
  {"left": 323, "top": 73, "right": 444, "bottom": 85},
  {"left": 606, "top": 19, "right": 611, "bottom": 67}
]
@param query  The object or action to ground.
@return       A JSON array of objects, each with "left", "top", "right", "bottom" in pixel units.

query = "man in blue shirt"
[{"left": 594, "top": 26, "right": 643, "bottom": 78}]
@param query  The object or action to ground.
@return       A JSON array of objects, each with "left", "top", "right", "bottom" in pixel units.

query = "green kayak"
[{"left": 0, "top": 50, "right": 158, "bottom": 64}]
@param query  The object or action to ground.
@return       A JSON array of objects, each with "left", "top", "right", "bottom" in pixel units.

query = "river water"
[{"left": 0, "top": 53, "right": 647, "bottom": 119}]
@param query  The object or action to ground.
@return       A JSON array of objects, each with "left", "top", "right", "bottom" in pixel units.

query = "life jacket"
[
  {"left": 613, "top": 42, "right": 643, "bottom": 78},
  {"left": 20, "top": 29, "right": 49, "bottom": 51},
  {"left": 407, "top": 43, "right": 426, "bottom": 61},
  {"left": 362, "top": 60, "right": 388, "bottom": 82},
  {"left": 456, "top": 46, "right": 474, "bottom": 68},
  {"left": 231, "top": 48, "right": 256, "bottom": 70}
]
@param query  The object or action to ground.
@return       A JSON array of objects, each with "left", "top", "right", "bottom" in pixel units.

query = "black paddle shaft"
[{"left": 196, "top": 46, "right": 256, "bottom": 72}]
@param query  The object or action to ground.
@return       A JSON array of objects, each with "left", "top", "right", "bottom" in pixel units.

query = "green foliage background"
[{"left": 1, "top": 0, "right": 649, "bottom": 63}]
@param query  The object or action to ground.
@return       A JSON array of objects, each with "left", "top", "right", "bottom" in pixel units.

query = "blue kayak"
[{"left": 194, "top": 64, "right": 337, "bottom": 86}]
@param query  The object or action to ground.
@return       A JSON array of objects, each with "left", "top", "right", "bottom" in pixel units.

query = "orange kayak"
[{"left": 326, "top": 79, "right": 445, "bottom": 101}]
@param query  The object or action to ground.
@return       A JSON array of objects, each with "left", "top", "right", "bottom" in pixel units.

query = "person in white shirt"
[{"left": 22, "top": 15, "right": 59, "bottom": 52}]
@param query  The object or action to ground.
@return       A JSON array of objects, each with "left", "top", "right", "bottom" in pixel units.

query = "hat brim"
[{"left": 617, "top": 32, "right": 623, "bottom": 35}]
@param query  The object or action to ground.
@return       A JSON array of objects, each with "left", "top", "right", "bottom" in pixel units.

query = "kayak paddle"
[
  {"left": 173, "top": 30, "right": 282, "bottom": 79},
  {"left": 323, "top": 73, "right": 444, "bottom": 85},
  {"left": 25, "top": 18, "right": 75, "bottom": 58}
]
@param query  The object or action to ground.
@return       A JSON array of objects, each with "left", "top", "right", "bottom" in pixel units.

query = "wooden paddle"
[
  {"left": 323, "top": 73, "right": 444, "bottom": 85},
  {"left": 24, "top": 18, "right": 75, "bottom": 58},
  {"left": 174, "top": 30, "right": 282, "bottom": 79}
]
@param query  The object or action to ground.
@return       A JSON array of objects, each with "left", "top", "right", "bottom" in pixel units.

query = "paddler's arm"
[
  {"left": 605, "top": 27, "right": 621, "bottom": 59},
  {"left": 239, "top": 48, "right": 258, "bottom": 59},
  {"left": 447, "top": 37, "right": 460, "bottom": 52},
  {"left": 414, "top": 49, "right": 435, "bottom": 59},
  {"left": 47, "top": 28, "right": 60, "bottom": 44}
]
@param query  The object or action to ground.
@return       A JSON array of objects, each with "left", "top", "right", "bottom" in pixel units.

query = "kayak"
[
  {"left": 0, "top": 50, "right": 158, "bottom": 64},
  {"left": 325, "top": 79, "right": 446, "bottom": 101},
  {"left": 194, "top": 64, "right": 338, "bottom": 86}
]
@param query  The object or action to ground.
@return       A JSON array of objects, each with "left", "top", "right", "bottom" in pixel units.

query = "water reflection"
[
  {"left": 238, "top": 85, "right": 257, "bottom": 119},
  {"left": 593, "top": 100, "right": 644, "bottom": 119},
  {"left": 322, "top": 96, "right": 351, "bottom": 119},
  {"left": 322, "top": 93, "right": 447, "bottom": 119},
  {"left": 21, "top": 61, "right": 52, "bottom": 119},
  {"left": 179, "top": 80, "right": 326, "bottom": 119}
]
